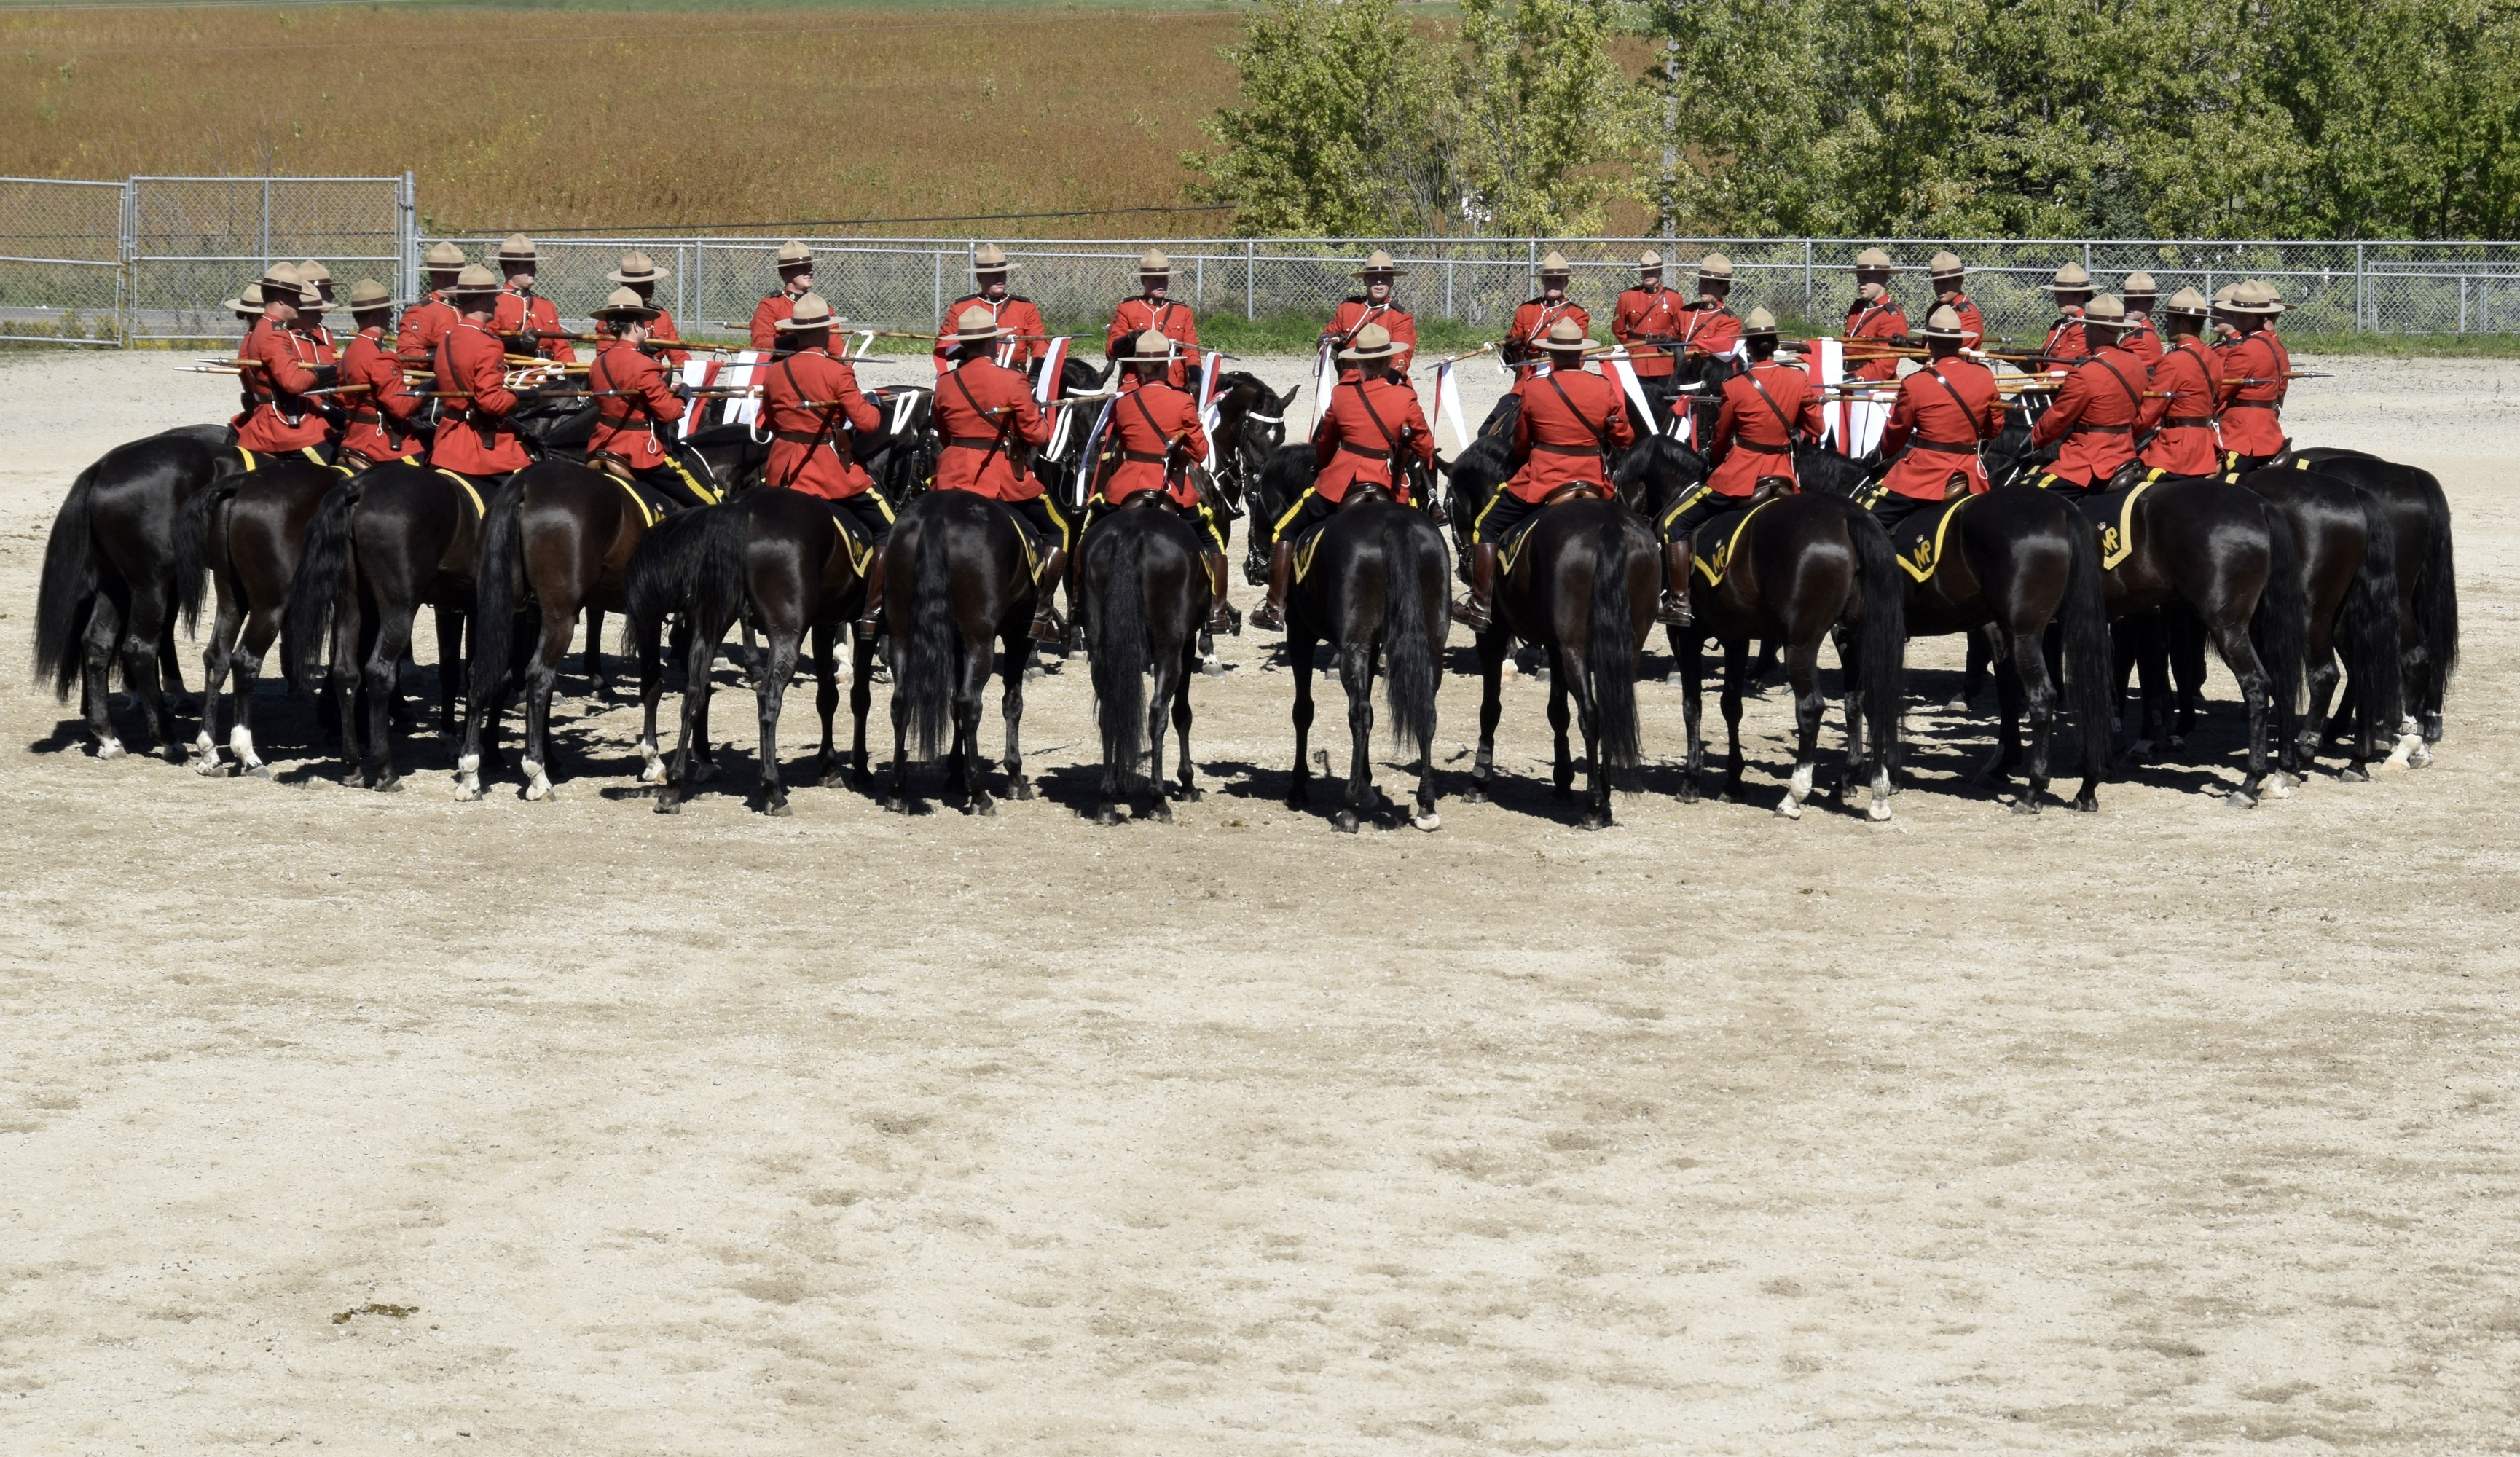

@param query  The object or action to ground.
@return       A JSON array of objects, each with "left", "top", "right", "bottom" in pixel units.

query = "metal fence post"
[
  {"left": 1244, "top": 240, "right": 1255, "bottom": 321},
  {"left": 260, "top": 177, "right": 272, "bottom": 271},
  {"left": 1196, "top": 253, "right": 1204, "bottom": 313},
  {"left": 1803, "top": 240, "right": 1813, "bottom": 321},
  {"left": 933, "top": 248, "right": 944, "bottom": 323},
  {"left": 2356, "top": 240, "right": 2368, "bottom": 331}
]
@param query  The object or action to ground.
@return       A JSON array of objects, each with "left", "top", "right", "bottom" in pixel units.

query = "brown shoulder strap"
[
  {"left": 1543, "top": 372, "right": 1612, "bottom": 454},
  {"left": 1920, "top": 364, "right": 1990, "bottom": 442},
  {"left": 1350, "top": 380, "right": 1402, "bottom": 457},
  {"left": 2088, "top": 354, "right": 2140, "bottom": 413},
  {"left": 1741, "top": 366, "right": 1800, "bottom": 443}
]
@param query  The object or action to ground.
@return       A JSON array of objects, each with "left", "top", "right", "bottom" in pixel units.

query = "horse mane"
[
  {"left": 1794, "top": 444, "right": 1875, "bottom": 500},
  {"left": 1612, "top": 435, "right": 1708, "bottom": 517}
]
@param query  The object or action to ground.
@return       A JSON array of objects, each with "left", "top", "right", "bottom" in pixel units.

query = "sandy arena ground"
[{"left": 3, "top": 347, "right": 2516, "bottom": 1453}]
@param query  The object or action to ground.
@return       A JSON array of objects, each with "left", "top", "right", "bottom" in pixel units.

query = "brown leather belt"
[
  {"left": 2164, "top": 416, "right": 2214, "bottom": 428},
  {"left": 1738, "top": 442, "right": 1792, "bottom": 455},
  {"left": 2073, "top": 423, "right": 2132, "bottom": 435},
  {"left": 945, "top": 436, "right": 1002, "bottom": 449},
  {"left": 1336, "top": 441, "right": 1392, "bottom": 459},
  {"left": 2226, "top": 401, "right": 2279, "bottom": 411},
  {"left": 773, "top": 430, "right": 839, "bottom": 447},
  {"left": 1912, "top": 439, "right": 1979, "bottom": 455},
  {"left": 1120, "top": 450, "right": 1169, "bottom": 464},
  {"left": 1532, "top": 442, "right": 1602, "bottom": 457}
]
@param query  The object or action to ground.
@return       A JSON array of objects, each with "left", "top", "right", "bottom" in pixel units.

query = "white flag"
[
  {"left": 1606, "top": 352, "right": 1654, "bottom": 428},
  {"left": 1434, "top": 361, "right": 1472, "bottom": 450},
  {"left": 1312, "top": 339, "right": 1340, "bottom": 432},
  {"left": 722, "top": 350, "right": 764, "bottom": 428},
  {"left": 1034, "top": 335, "right": 1069, "bottom": 405},
  {"left": 677, "top": 357, "right": 713, "bottom": 439}
]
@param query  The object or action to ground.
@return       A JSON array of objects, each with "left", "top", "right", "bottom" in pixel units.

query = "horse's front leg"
[
  {"left": 812, "top": 621, "right": 845, "bottom": 788},
  {"left": 2013, "top": 626, "right": 2056, "bottom": 813},
  {"left": 1673, "top": 627, "right": 1705, "bottom": 804},
  {"left": 584, "top": 605, "right": 611, "bottom": 698},
  {"left": 1464, "top": 628, "right": 1507, "bottom": 804},
  {"left": 1334, "top": 640, "right": 1375, "bottom": 833},
  {"left": 1286, "top": 629, "right": 1317, "bottom": 809},
  {"left": 1546, "top": 650, "right": 1575, "bottom": 800},
  {"left": 1562, "top": 651, "right": 1611, "bottom": 831},
  {"left": 1777, "top": 637, "right": 1823, "bottom": 820},
  {"left": 634, "top": 612, "right": 668, "bottom": 787},
  {"left": 754, "top": 628, "right": 798, "bottom": 815},
  {"left": 999, "top": 627, "right": 1032, "bottom": 802},
  {"left": 1719, "top": 639, "right": 1749, "bottom": 803},
  {"left": 1171, "top": 635, "right": 1201, "bottom": 804}
]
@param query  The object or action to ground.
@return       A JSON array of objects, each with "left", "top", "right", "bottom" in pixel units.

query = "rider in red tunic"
[
  {"left": 2137, "top": 288, "right": 2223, "bottom": 479},
  {"left": 1845, "top": 248, "right": 1907, "bottom": 384},
  {"left": 233, "top": 264, "right": 338, "bottom": 463},
  {"left": 1502, "top": 251, "right": 1593, "bottom": 372},
  {"left": 1456, "top": 319, "right": 1634, "bottom": 632},
  {"left": 1656, "top": 308, "right": 1824, "bottom": 626},
  {"left": 1080, "top": 331, "right": 1234, "bottom": 634},
  {"left": 337, "top": 279, "right": 424, "bottom": 469},
  {"left": 747, "top": 241, "right": 816, "bottom": 353},
  {"left": 592, "top": 252, "right": 688, "bottom": 371},
  {"left": 1250, "top": 323, "right": 1432, "bottom": 632},
  {"left": 758, "top": 293, "right": 891, "bottom": 633},
  {"left": 428, "top": 266, "right": 533, "bottom": 482},
  {"left": 586, "top": 288, "right": 713, "bottom": 513},
  {"left": 2214, "top": 279, "right": 2292, "bottom": 471},
  {"left": 933, "top": 244, "right": 1048, "bottom": 377},
  {"left": 1872, "top": 305, "right": 2005, "bottom": 529},
  {"left": 1609, "top": 249, "right": 1686, "bottom": 433},
  {"left": 2029, "top": 295, "right": 2145, "bottom": 494},
  {"left": 1926, "top": 251, "right": 1987, "bottom": 350},
  {"left": 1322, "top": 249, "right": 1417, "bottom": 378},
  {"left": 932, "top": 304, "right": 1065, "bottom": 641},
  {"left": 1106, "top": 250, "right": 1198, "bottom": 390},
  {"left": 2041, "top": 262, "right": 2096, "bottom": 366},
  {"left": 490, "top": 235, "right": 576, "bottom": 364},
  {"left": 2118, "top": 272, "right": 2164, "bottom": 368},
  {"left": 398, "top": 241, "right": 467, "bottom": 369}
]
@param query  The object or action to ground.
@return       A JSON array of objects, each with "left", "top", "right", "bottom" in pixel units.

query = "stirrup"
[
  {"left": 1453, "top": 594, "right": 1493, "bottom": 632},
  {"left": 1657, "top": 592, "right": 1694, "bottom": 627},
  {"left": 1249, "top": 599, "right": 1286, "bottom": 632}
]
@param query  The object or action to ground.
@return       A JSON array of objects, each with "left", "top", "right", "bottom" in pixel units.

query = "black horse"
[
  {"left": 1080, "top": 502, "right": 1213, "bottom": 824},
  {"left": 622, "top": 490, "right": 876, "bottom": 816},
  {"left": 1276, "top": 492, "right": 1449, "bottom": 833},
  {"left": 1208, "top": 371, "right": 1295, "bottom": 525},
  {"left": 174, "top": 455, "right": 345, "bottom": 776},
  {"left": 2293, "top": 448, "right": 2457, "bottom": 758},
  {"left": 1795, "top": 449, "right": 2113, "bottom": 813},
  {"left": 1438, "top": 395, "right": 1658, "bottom": 828},
  {"left": 881, "top": 490, "right": 1041, "bottom": 814},
  {"left": 33, "top": 425, "right": 244, "bottom": 758},
  {"left": 1625, "top": 438, "right": 1906, "bottom": 819},
  {"left": 2232, "top": 467, "right": 2403, "bottom": 780},
  {"left": 285, "top": 462, "right": 487, "bottom": 790}
]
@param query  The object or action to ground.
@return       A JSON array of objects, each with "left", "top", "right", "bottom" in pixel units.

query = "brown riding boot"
[
  {"left": 854, "top": 555, "right": 887, "bottom": 639},
  {"left": 1249, "top": 539, "right": 1295, "bottom": 632},
  {"left": 1204, "top": 551, "right": 1239, "bottom": 635},
  {"left": 1453, "top": 543, "right": 1499, "bottom": 632},
  {"left": 1029, "top": 546, "right": 1068, "bottom": 643},
  {"left": 1658, "top": 538, "right": 1695, "bottom": 627}
]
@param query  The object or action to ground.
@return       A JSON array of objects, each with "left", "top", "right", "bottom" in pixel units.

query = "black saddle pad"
[
  {"left": 1691, "top": 500, "right": 1772, "bottom": 587},
  {"left": 622, "top": 474, "right": 683, "bottom": 522},
  {"left": 2071, "top": 483, "right": 2135, "bottom": 529},
  {"left": 1888, "top": 495, "right": 1971, "bottom": 583}
]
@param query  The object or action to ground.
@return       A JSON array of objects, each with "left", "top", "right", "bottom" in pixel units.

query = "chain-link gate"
[
  {"left": 0, "top": 178, "right": 125, "bottom": 345},
  {"left": 127, "top": 174, "right": 411, "bottom": 342}
]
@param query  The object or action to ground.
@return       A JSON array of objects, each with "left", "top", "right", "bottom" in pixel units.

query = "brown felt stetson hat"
[
  {"left": 256, "top": 260, "right": 302, "bottom": 296},
  {"left": 973, "top": 243, "right": 1020, "bottom": 275},
  {"left": 2121, "top": 271, "right": 2157, "bottom": 297},
  {"left": 1697, "top": 251, "right": 1732, "bottom": 281},
  {"left": 1352, "top": 248, "right": 1406, "bottom": 278},
  {"left": 2162, "top": 286, "right": 2212, "bottom": 318},
  {"left": 608, "top": 250, "right": 669, "bottom": 284},
  {"left": 452, "top": 263, "right": 501, "bottom": 299},
  {"left": 593, "top": 286, "right": 662, "bottom": 323},
  {"left": 423, "top": 241, "right": 466, "bottom": 271},
  {"left": 1742, "top": 307, "right": 1779, "bottom": 337},
  {"left": 1539, "top": 250, "right": 1571, "bottom": 277},
  {"left": 2081, "top": 294, "right": 2132, "bottom": 329},
  {"left": 294, "top": 259, "right": 332, "bottom": 287},
  {"left": 1928, "top": 250, "right": 1966, "bottom": 278},
  {"left": 1918, "top": 305, "right": 1968, "bottom": 341},
  {"left": 346, "top": 278, "right": 398, "bottom": 314},
  {"left": 941, "top": 303, "right": 1009, "bottom": 344},
  {"left": 1337, "top": 322, "right": 1405, "bottom": 361},
  {"left": 775, "top": 240, "right": 814, "bottom": 269},
  {"left": 497, "top": 233, "right": 538, "bottom": 263},
  {"left": 1138, "top": 249, "right": 1171, "bottom": 275},
  {"left": 1542, "top": 318, "right": 1590, "bottom": 353},
  {"left": 1638, "top": 249, "right": 1665, "bottom": 271},
  {"left": 1854, "top": 246, "right": 1896, "bottom": 272},
  {"left": 775, "top": 294, "right": 847, "bottom": 332},
  {"left": 1125, "top": 329, "right": 1174, "bottom": 366},
  {"left": 223, "top": 281, "right": 264, "bottom": 314},
  {"left": 2224, "top": 279, "right": 2283, "bottom": 315},
  {"left": 2049, "top": 261, "right": 2094, "bottom": 291}
]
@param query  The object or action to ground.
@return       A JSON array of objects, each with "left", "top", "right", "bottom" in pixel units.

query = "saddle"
[
  {"left": 1890, "top": 495, "right": 1972, "bottom": 584},
  {"left": 589, "top": 452, "right": 683, "bottom": 525},
  {"left": 1539, "top": 480, "right": 1609, "bottom": 507},
  {"left": 1342, "top": 481, "right": 1397, "bottom": 508},
  {"left": 1691, "top": 493, "right": 1788, "bottom": 588}
]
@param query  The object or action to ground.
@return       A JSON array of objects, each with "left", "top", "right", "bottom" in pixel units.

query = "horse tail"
[
  {"left": 1843, "top": 504, "right": 1907, "bottom": 773},
  {"left": 2342, "top": 490, "right": 2404, "bottom": 735},
  {"left": 2253, "top": 501, "right": 2310, "bottom": 723},
  {"left": 1585, "top": 517, "right": 1642, "bottom": 774},
  {"left": 2411, "top": 472, "right": 2457, "bottom": 708},
  {"left": 174, "top": 474, "right": 235, "bottom": 635},
  {"left": 624, "top": 501, "right": 745, "bottom": 643},
  {"left": 1378, "top": 515, "right": 1439, "bottom": 758},
  {"left": 2057, "top": 506, "right": 2115, "bottom": 777},
  {"left": 284, "top": 476, "right": 363, "bottom": 686},
  {"left": 898, "top": 517, "right": 958, "bottom": 759},
  {"left": 468, "top": 477, "right": 530, "bottom": 704},
  {"left": 1089, "top": 521, "right": 1149, "bottom": 785},
  {"left": 32, "top": 459, "right": 101, "bottom": 699}
]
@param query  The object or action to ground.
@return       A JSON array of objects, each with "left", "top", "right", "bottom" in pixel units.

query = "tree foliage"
[
  {"left": 1185, "top": 0, "right": 1643, "bottom": 236},
  {"left": 1649, "top": 0, "right": 2520, "bottom": 240}
]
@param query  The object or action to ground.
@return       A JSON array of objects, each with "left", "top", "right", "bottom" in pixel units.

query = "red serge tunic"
[
  {"left": 930, "top": 358, "right": 1052, "bottom": 500},
  {"left": 761, "top": 347, "right": 883, "bottom": 499},
  {"left": 2138, "top": 335, "right": 2222, "bottom": 477},
  {"left": 1707, "top": 363, "right": 1825, "bottom": 497},
  {"left": 429, "top": 320, "right": 530, "bottom": 476},
  {"left": 1877, "top": 358, "right": 2004, "bottom": 500},
  {"left": 1611, "top": 285, "right": 1687, "bottom": 380},
  {"left": 1102, "top": 381, "right": 1210, "bottom": 507},
  {"left": 1308, "top": 376, "right": 1434, "bottom": 504},
  {"left": 1322, "top": 300, "right": 1417, "bottom": 377},
  {"left": 1106, "top": 297, "right": 1199, "bottom": 389},
  {"left": 933, "top": 295, "right": 1048, "bottom": 375},
  {"left": 1504, "top": 369, "right": 1633, "bottom": 503},
  {"left": 2029, "top": 344, "right": 2146, "bottom": 486},
  {"left": 586, "top": 339, "right": 686, "bottom": 472},
  {"left": 1845, "top": 297, "right": 1909, "bottom": 383},
  {"left": 338, "top": 326, "right": 422, "bottom": 463},
  {"left": 235, "top": 318, "right": 331, "bottom": 454},
  {"left": 492, "top": 286, "right": 576, "bottom": 363},
  {"left": 2215, "top": 331, "right": 2291, "bottom": 457},
  {"left": 396, "top": 291, "right": 458, "bottom": 369}
]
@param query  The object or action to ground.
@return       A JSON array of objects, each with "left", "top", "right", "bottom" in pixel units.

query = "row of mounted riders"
[{"left": 34, "top": 334, "right": 2456, "bottom": 832}]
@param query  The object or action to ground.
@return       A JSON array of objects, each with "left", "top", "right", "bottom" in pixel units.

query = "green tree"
[{"left": 1453, "top": 0, "right": 1644, "bottom": 235}]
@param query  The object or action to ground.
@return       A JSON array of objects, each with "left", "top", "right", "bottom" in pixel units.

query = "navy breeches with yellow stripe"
[{"left": 1005, "top": 495, "right": 1070, "bottom": 555}]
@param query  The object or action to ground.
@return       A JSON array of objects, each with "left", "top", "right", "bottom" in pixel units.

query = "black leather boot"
[
  {"left": 1658, "top": 538, "right": 1695, "bottom": 626},
  {"left": 1029, "top": 546, "right": 1068, "bottom": 643},
  {"left": 1249, "top": 539, "right": 1294, "bottom": 631},
  {"left": 1453, "top": 542, "right": 1498, "bottom": 632},
  {"left": 854, "top": 552, "right": 886, "bottom": 638},
  {"left": 1204, "top": 551, "right": 1239, "bottom": 635}
]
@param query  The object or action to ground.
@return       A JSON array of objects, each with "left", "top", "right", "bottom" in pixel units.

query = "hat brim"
[
  {"left": 973, "top": 261, "right": 1021, "bottom": 273},
  {"left": 348, "top": 299, "right": 401, "bottom": 313},
  {"left": 596, "top": 307, "right": 663, "bottom": 323},
  {"left": 2048, "top": 283, "right": 2095, "bottom": 293},
  {"left": 605, "top": 270, "right": 669, "bottom": 284},
  {"left": 775, "top": 314, "right": 849, "bottom": 332},
  {"left": 1337, "top": 344, "right": 1405, "bottom": 361},
  {"left": 1352, "top": 267, "right": 1408, "bottom": 278}
]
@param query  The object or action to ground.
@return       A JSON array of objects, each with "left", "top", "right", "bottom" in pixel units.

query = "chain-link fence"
[
  {"left": 409, "top": 234, "right": 2520, "bottom": 345},
  {"left": 7, "top": 180, "right": 2520, "bottom": 346},
  {"left": 0, "top": 178, "right": 125, "bottom": 345},
  {"left": 128, "top": 175, "right": 412, "bottom": 342}
]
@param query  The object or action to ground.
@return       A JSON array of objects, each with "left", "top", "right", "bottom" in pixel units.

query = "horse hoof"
[
  {"left": 2410, "top": 743, "right": 2434, "bottom": 769},
  {"left": 2338, "top": 765, "right": 2370, "bottom": 783},
  {"left": 1177, "top": 785, "right": 1203, "bottom": 803},
  {"left": 192, "top": 755, "right": 227, "bottom": 778},
  {"left": 453, "top": 779, "right": 482, "bottom": 803},
  {"left": 764, "top": 798, "right": 792, "bottom": 817},
  {"left": 1943, "top": 696, "right": 1970, "bottom": 714},
  {"left": 160, "top": 742, "right": 190, "bottom": 765},
  {"left": 882, "top": 796, "right": 911, "bottom": 815},
  {"left": 1460, "top": 784, "right": 1488, "bottom": 805},
  {"left": 968, "top": 797, "right": 997, "bottom": 817},
  {"left": 2264, "top": 775, "right": 2292, "bottom": 800},
  {"left": 1412, "top": 811, "right": 1440, "bottom": 833},
  {"left": 2070, "top": 794, "right": 2099, "bottom": 813},
  {"left": 1010, "top": 779, "right": 1035, "bottom": 801},
  {"left": 1867, "top": 799, "right": 1893, "bottom": 822},
  {"left": 2223, "top": 789, "right": 2256, "bottom": 810},
  {"left": 1579, "top": 812, "right": 1610, "bottom": 831},
  {"left": 1775, "top": 798, "right": 1802, "bottom": 820},
  {"left": 94, "top": 739, "right": 126, "bottom": 761},
  {"left": 240, "top": 762, "right": 270, "bottom": 779},
  {"left": 1148, "top": 801, "right": 1174, "bottom": 824},
  {"left": 1676, "top": 784, "right": 1699, "bottom": 806},
  {"left": 655, "top": 797, "right": 683, "bottom": 816},
  {"left": 1204, "top": 656, "right": 1226, "bottom": 678},
  {"left": 1331, "top": 810, "right": 1360, "bottom": 834},
  {"left": 1095, "top": 805, "right": 1123, "bottom": 826},
  {"left": 1284, "top": 795, "right": 1308, "bottom": 812},
  {"left": 2009, "top": 796, "right": 2042, "bottom": 816},
  {"left": 374, "top": 776, "right": 404, "bottom": 794}
]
